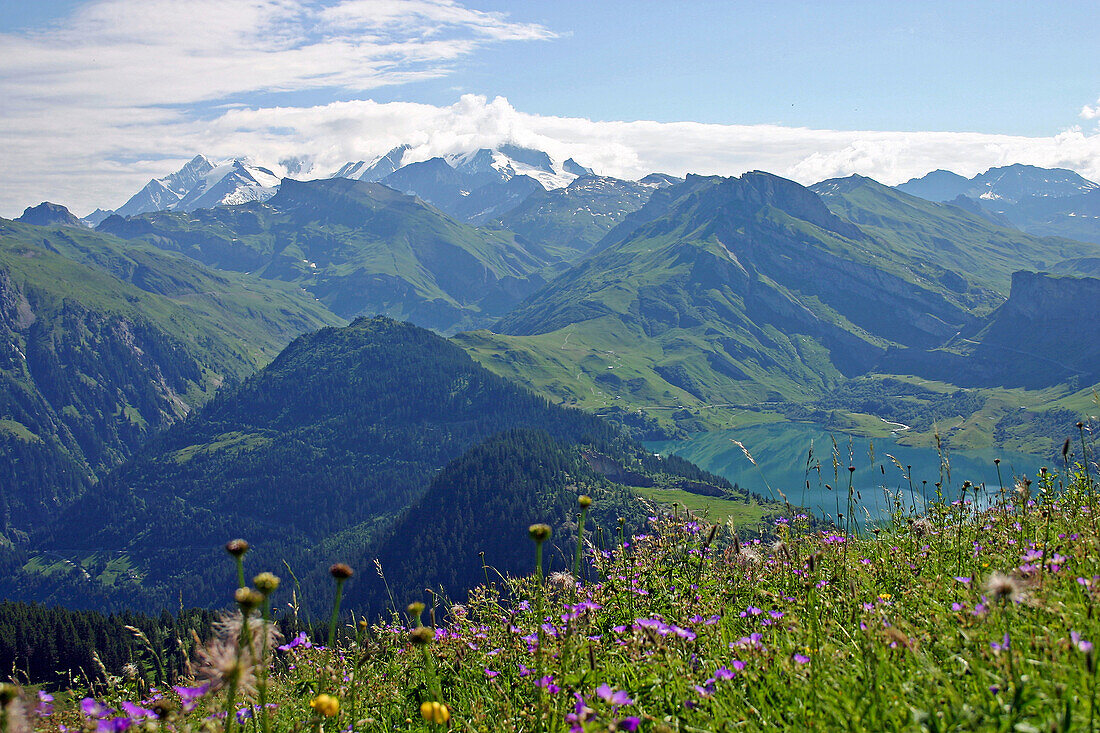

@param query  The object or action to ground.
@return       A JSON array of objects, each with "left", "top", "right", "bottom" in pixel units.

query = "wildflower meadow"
[{"left": 3, "top": 435, "right": 1099, "bottom": 732}]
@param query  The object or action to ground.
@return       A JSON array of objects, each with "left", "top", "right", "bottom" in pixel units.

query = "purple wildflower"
[
  {"left": 536, "top": 676, "right": 560, "bottom": 694},
  {"left": 566, "top": 693, "right": 594, "bottom": 732},
  {"left": 596, "top": 684, "right": 633, "bottom": 707},
  {"left": 693, "top": 681, "right": 715, "bottom": 698},
  {"left": 173, "top": 683, "right": 210, "bottom": 712},
  {"left": 120, "top": 702, "right": 156, "bottom": 720},
  {"left": 1072, "top": 631, "right": 1094, "bottom": 654},
  {"left": 36, "top": 691, "right": 54, "bottom": 717},
  {"left": 81, "top": 699, "right": 113, "bottom": 719},
  {"left": 276, "top": 632, "right": 311, "bottom": 652}
]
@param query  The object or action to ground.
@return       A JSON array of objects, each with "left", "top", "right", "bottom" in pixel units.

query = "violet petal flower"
[{"left": 81, "top": 699, "right": 113, "bottom": 719}]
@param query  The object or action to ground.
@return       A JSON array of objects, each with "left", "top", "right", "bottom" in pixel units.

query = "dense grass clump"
[{"left": 6, "top": 459, "right": 1100, "bottom": 731}]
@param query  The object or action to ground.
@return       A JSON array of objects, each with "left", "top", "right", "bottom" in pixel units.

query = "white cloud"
[
  {"left": 0, "top": 0, "right": 555, "bottom": 216},
  {"left": 2, "top": 1, "right": 1100, "bottom": 218},
  {"left": 1082, "top": 98, "right": 1100, "bottom": 120}
]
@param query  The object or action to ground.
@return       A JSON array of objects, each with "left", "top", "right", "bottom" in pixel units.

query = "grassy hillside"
[
  {"left": 458, "top": 173, "right": 986, "bottom": 436},
  {"left": 458, "top": 176, "right": 1099, "bottom": 447},
  {"left": 812, "top": 175, "right": 1100, "bottom": 298},
  {"left": 98, "top": 178, "right": 556, "bottom": 333}
]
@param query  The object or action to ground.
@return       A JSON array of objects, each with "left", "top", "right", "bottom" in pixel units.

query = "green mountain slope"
[
  {"left": 492, "top": 176, "right": 656, "bottom": 261},
  {"left": 811, "top": 175, "right": 1100, "bottom": 297},
  {"left": 97, "top": 177, "right": 556, "bottom": 333},
  {"left": 0, "top": 218, "right": 342, "bottom": 536},
  {"left": 459, "top": 173, "right": 975, "bottom": 428},
  {"left": 9, "top": 317, "right": 750, "bottom": 612}
]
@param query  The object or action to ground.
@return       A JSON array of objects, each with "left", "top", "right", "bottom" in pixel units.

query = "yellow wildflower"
[
  {"left": 420, "top": 701, "right": 450, "bottom": 724},
  {"left": 310, "top": 694, "right": 340, "bottom": 717}
]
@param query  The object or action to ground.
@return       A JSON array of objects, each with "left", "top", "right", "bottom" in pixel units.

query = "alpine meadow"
[{"left": 1, "top": 2, "right": 1100, "bottom": 731}]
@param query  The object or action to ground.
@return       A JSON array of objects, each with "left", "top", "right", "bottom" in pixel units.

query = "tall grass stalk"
[{"left": 573, "top": 496, "right": 591, "bottom": 580}]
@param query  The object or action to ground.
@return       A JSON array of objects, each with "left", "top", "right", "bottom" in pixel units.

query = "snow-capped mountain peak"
[
  {"left": 444, "top": 145, "right": 580, "bottom": 190},
  {"left": 332, "top": 145, "right": 411, "bottom": 182},
  {"left": 110, "top": 155, "right": 282, "bottom": 217},
  {"left": 334, "top": 144, "right": 591, "bottom": 192}
]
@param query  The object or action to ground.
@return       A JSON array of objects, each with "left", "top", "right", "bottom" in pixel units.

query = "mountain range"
[
  {"left": 4, "top": 149, "right": 1100, "bottom": 616},
  {"left": 96, "top": 177, "right": 555, "bottom": 333},
  {"left": 898, "top": 163, "right": 1100, "bottom": 246},
  {"left": 459, "top": 171, "right": 1100, "bottom": 438},
  {"left": 82, "top": 145, "right": 596, "bottom": 228}
]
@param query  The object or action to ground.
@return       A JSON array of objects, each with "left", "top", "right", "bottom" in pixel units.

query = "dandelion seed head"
[
  {"left": 548, "top": 571, "right": 576, "bottom": 595},
  {"left": 983, "top": 571, "right": 1023, "bottom": 603}
]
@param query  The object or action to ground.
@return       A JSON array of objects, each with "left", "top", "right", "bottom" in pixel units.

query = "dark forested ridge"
[
  {"left": 0, "top": 601, "right": 215, "bottom": 686},
  {"left": 7, "top": 317, "right": 744, "bottom": 616},
  {"left": 348, "top": 428, "right": 703, "bottom": 614}
]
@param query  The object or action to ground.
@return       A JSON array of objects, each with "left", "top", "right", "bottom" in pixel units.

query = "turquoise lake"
[{"left": 647, "top": 422, "right": 1047, "bottom": 522}]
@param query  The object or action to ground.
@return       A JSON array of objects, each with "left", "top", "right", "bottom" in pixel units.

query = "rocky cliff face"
[{"left": 881, "top": 271, "right": 1100, "bottom": 388}]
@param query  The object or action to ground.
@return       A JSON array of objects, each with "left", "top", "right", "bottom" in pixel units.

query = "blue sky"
[
  {"left": 1, "top": 0, "right": 1098, "bottom": 216},
  {"left": 384, "top": 1, "right": 1100, "bottom": 137}
]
